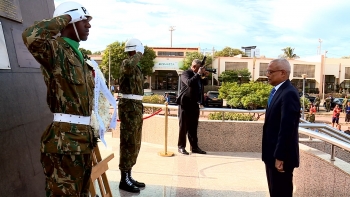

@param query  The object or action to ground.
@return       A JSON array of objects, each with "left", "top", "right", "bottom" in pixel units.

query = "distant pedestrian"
[
  {"left": 332, "top": 104, "right": 341, "bottom": 127},
  {"left": 337, "top": 124, "right": 342, "bottom": 131},
  {"left": 164, "top": 93, "right": 171, "bottom": 114},
  {"left": 345, "top": 102, "right": 350, "bottom": 123},
  {"left": 306, "top": 103, "right": 316, "bottom": 123}
]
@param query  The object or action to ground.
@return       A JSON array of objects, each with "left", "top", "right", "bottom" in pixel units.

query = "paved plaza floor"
[{"left": 96, "top": 132, "right": 270, "bottom": 197}]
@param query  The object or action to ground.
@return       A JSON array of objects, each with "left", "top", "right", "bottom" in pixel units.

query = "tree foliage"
[
  {"left": 79, "top": 48, "right": 92, "bottom": 55},
  {"left": 300, "top": 96, "right": 310, "bottom": 110},
  {"left": 279, "top": 47, "right": 299, "bottom": 59},
  {"left": 218, "top": 69, "right": 251, "bottom": 83},
  {"left": 208, "top": 112, "right": 254, "bottom": 121},
  {"left": 100, "top": 41, "right": 156, "bottom": 80},
  {"left": 214, "top": 47, "right": 245, "bottom": 57},
  {"left": 219, "top": 82, "right": 273, "bottom": 109},
  {"left": 180, "top": 52, "right": 213, "bottom": 70},
  {"left": 139, "top": 46, "right": 157, "bottom": 76},
  {"left": 93, "top": 51, "right": 102, "bottom": 55}
]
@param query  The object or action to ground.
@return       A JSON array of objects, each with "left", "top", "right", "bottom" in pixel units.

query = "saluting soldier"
[
  {"left": 22, "top": 2, "right": 95, "bottom": 196},
  {"left": 118, "top": 38, "right": 145, "bottom": 193}
]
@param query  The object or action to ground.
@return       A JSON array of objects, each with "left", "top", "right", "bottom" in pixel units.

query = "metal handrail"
[
  {"left": 141, "top": 103, "right": 350, "bottom": 161},
  {"left": 299, "top": 128, "right": 350, "bottom": 152},
  {"left": 299, "top": 122, "right": 350, "bottom": 143},
  {"left": 142, "top": 103, "right": 265, "bottom": 113},
  {"left": 299, "top": 127, "right": 350, "bottom": 161}
]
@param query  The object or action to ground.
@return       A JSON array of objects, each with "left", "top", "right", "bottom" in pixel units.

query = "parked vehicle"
[
  {"left": 205, "top": 91, "right": 223, "bottom": 107},
  {"left": 323, "top": 98, "right": 345, "bottom": 110},
  {"left": 164, "top": 92, "right": 177, "bottom": 105},
  {"left": 299, "top": 92, "right": 316, "bottom": 103},
  {"left": 144, "top": 92, "right": 154, "bottom": 96}
]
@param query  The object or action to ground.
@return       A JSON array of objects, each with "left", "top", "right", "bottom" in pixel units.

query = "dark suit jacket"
[
  {"left": 262, "top": 79, "right": 300, "bottom": 170},
  {"left": 176, "top": 69, "right": 208, "bottom": 105}
]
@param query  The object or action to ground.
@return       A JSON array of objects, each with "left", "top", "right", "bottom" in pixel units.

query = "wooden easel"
[{"left": 89, "top": 146, "right": 114, "bottom": 197}]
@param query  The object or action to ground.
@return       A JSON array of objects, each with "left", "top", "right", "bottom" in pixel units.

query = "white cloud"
[{"left": 54, "top": 0, "right": 350, "bottom": 58}]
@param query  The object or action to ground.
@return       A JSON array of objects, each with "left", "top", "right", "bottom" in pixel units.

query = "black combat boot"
[
  {"left": 119, "top": 171, "right": 140, "bottom": 193},
  {"left": 128, "top": 169, "right": 146, "bottom": 188}
]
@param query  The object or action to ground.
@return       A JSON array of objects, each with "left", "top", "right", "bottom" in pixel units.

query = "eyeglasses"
[{"left": 265, "top": 70, "right": 284, "bottom": 75}]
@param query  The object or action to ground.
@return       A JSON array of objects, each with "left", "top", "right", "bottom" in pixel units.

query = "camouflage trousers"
[
  {"left": 40, "top": 153, "right": 92, "bottom": 197},
  {"left": 326, "top": 103, "right": 331, "bottom": 112},
  {"left": 306, "top": 114, "right": 315, "bottom": 123},
  {"left": 118, "top": 100, "right": 143, "bottom": 171}
]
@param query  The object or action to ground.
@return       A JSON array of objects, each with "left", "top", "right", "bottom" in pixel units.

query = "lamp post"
[
  {"left": 176, "top": 70, "right": 183, "bottom": 95},
  {"left": 169, "top": 26, "right": 176, "bottom": 47},
  {"left": 302, "top": 74, "right": 307, "bottom": 119}
]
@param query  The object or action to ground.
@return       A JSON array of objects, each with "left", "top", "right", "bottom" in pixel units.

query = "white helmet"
[
  {"left": 125, "top": 38, "right": 143, "bottom": 52},
  {"left": 53, "top": 1, "right": 92, "bottom": 21}
]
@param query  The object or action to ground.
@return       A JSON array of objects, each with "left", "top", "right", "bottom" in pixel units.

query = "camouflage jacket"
[
  {"left": 118, "top": 53, "right": 144, "bottom": 105},
  {"left": 22, "top": 15, "right": 95, "bottom": 154}
]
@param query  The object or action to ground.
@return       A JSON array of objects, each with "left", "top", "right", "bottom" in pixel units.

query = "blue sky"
[{"left": 54, "top": 0, "right": 350, "bottom": 58}]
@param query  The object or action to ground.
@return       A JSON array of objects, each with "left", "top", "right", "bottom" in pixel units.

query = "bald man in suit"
[{"left": 262, "top": 58, "right": 300, "bottom": 197}]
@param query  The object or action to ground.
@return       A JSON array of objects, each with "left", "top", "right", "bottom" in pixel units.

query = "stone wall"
[
  {"left": 0, "top": 1, "right": 54, "bottom": 196},
  {"left": 294, "top": 144, "right": 350, "bottom": 196},
  {"left": 112, "top": 115, "right": 350, "bottom": 196}
]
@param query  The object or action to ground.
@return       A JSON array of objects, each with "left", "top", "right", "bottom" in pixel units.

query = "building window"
[
  {"left": 157, "top": 51, "right": 184, "bottom": 56},
  {"left": 259, "top": 63, "right": 268, "bottom": 76},
  {"left": 293, "top": 64, "right": 315, "bottom": 78},
  {"left": 225, "top": 62, "right": 248, "bottom": 70},
  {"left": 345, "top": 67, "right": 350, "bottom": 79}
]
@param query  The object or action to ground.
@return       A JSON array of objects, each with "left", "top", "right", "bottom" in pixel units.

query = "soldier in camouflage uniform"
[
  {"left": 326, "top": 95, "right": 332, "bottom": 112},
  {"left": 22, "top": 2, "right": 95, "bottom": 196},
  {"left": 314, "top": 95, "right": 320, "bottom": 112},
  {"left": 342, "top": 96, "right": 348, "bottom": 113},
  {"left": 118, "top": 38, "right": 145, "bottom": 193}
]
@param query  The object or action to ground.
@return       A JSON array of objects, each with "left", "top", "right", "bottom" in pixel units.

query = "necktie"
[{"left": 268, "top": 88, "right": 276, "bottom": 106}]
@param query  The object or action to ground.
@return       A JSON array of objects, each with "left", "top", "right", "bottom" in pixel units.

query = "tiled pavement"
[{"left": 95, "top": 132, "right": 270, "bottom": 197}]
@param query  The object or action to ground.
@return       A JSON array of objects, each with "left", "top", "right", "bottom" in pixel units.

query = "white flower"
[{"left": 90, "top": 68, "right": 113, "bottom": 138}]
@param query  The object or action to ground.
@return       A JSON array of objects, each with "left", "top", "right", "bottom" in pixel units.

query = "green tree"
[
  {"left": 100, "top": 41, "right": 156, "bottom": 80},
  {"left": 218, "top": 69, "right": 251, "bottom": 83},
  {"left": 219, "top": 82, "right": 272, "bottom": 109},
  {"left": 101, "top": 41, "right": 127, "bottom": 80},
  {"left": 279, "top": 47, "right": 299, "bottom": 59},
  {"left": 214, "top": 47, "right": 244, "bottom": 57},
  {"left": 139, "top": 46, "right": 157, "bottom": 76},
  {"left": 93, "top": 51, "right": 102, "bottom": 55},
  {"left": 180, "top": 52, "right": 213, "bottom": 70},
  {"left": 79, "top": 48, "right": 92, "bottom": 55}
]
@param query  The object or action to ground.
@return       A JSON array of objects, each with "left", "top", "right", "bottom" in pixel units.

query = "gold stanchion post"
[{"left": 158, "top": 102, "right": 174, "bottom": 157}]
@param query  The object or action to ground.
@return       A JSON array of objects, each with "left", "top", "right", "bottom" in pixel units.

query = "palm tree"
[{"left": 279, "top": 47, "right": 299, "bottom": 59}]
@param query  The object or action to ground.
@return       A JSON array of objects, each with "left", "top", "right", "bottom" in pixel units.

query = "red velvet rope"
[{"left": 117, "top": 108, "right": 163, "bottom": 122}]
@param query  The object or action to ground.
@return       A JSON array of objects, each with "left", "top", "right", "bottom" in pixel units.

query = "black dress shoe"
[
  {"left": 192, "top": 147, "right": 206, "bottom": 154},
  {"left": 178, "top": 148, "right": 189, "bottom": 155}
]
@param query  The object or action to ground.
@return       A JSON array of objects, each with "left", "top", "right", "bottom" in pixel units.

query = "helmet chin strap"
[{"left": 72, "top": 23, "right": 81, "bottom": 42}]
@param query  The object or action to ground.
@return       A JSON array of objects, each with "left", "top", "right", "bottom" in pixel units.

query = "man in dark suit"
[
  {"left": 262, "top": 58, "right": 300, "bottom": 197},
  {"left": 177, "top": 59, "right": 208, "bottom": 155}
]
